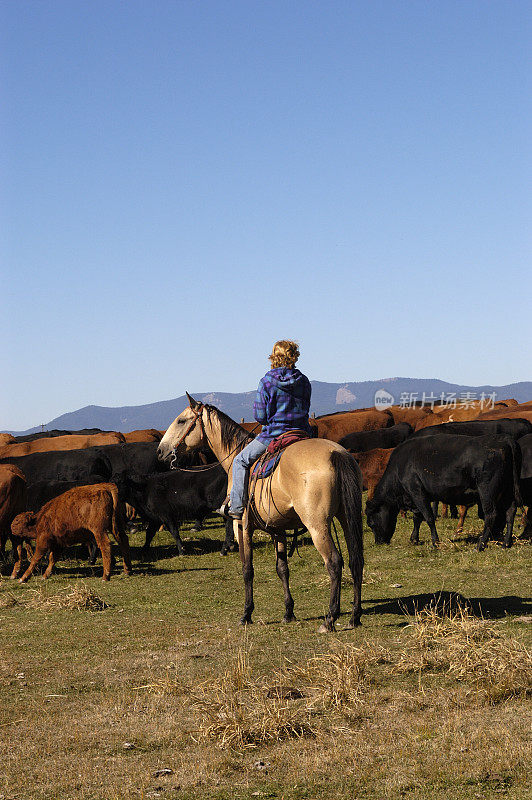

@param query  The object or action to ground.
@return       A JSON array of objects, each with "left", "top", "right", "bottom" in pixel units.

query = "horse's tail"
[{"left": 331, "top": 450, "right": 364, "bottom": 624}]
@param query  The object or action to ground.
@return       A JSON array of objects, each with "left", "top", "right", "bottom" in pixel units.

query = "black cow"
[
  {"left": 366, "top": 434, "right": 521, "bottom": 551},
  {"left": 12, "top": 428, "right": 108, "bottom": 443},
  {"left": 412, "top": 418, "right": 532, "bottom": 440},
  {"left": 0, "top": 449, "right": 114, "bottom": 484},
  {"left": 116, "top": 464, "right": 234, "bottom": 556},
  {"left": 517, "top": 434, "right": 532, "bottom": 538},
  {"left": 0, "top": 442, "right": 169, "bottom": 486},
  {"left": 339, "top": 422, "right": 413, "bottom": 452},
  {"left": 24, "top": 477, "right": 107, "bottom": 512}
]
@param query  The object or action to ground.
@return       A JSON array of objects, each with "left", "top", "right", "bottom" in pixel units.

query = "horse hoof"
[
  {"left": 282, "top": 614, "right": 297, "bottom": 624},
  {"left": 240, "top": 617, "right": 253, "bottom": 626},
  {"left": 317, "top": 622, "right": 335, "bottom": 634},
  {"left": 346, "top": 618, "right": 362, "bottom": 629}
]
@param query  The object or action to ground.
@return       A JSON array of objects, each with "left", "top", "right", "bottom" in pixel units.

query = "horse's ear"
[{"left": 186, "top": 392, "right": 200, "bottom": 410}]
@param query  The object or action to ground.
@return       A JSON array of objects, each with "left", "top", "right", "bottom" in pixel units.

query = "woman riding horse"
[
  {"left": 158, "top": 375, "right": 364, "bottom": 632},
  {"left": 225, "top": 339, "right": 312, "bottom": 520}
]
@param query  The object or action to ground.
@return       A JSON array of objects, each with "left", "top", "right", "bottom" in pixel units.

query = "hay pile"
[
  {"left": 0, "top": 583, "right": 108, "bottom": 612},
  {"left": 395, "top": 607, "right": 532, "bottom": 702}
]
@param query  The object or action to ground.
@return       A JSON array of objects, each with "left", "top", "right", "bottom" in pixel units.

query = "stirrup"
[{"left": 214, "top": 502, "right": 230, "bottom": 518}]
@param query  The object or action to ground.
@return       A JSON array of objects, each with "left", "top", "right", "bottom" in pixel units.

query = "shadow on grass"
[{"left": 366, "top": 590, "right": 532, "bottom": 619}]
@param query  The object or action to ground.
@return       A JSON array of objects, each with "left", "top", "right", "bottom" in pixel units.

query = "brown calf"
[{"left": 10, "top": 483, "right": 132, "bottom": 582}]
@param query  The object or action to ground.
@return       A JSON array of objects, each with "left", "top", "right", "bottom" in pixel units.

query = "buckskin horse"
[{"left": 157, "top": 394, "right": 364, "bottom": 632}]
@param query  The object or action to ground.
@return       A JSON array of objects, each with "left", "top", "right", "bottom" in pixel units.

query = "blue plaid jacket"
[{"left": 253, "top": 367, "right": 312, "bottom": 443}]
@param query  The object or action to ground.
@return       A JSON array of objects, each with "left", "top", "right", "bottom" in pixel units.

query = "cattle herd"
[{"left": 0, "top": 397, "right": 531, "bottom": 604}]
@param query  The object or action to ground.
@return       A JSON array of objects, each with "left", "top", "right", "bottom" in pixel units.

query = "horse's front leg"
[
  {"left": 237, "top": 518, "right": 254, "bottom": 625},
  {"left": 275, "top": 535, "right": 296, "bottom": 622}
]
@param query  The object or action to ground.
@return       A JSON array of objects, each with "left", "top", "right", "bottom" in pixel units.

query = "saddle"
[
  {"left": 251, "top": 429, "right": 313, "bottom": 480},
  {"left": 247, "top": 429, "right": 312, "bottom": 536}
]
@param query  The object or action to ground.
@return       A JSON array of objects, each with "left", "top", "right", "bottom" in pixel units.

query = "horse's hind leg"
[
  {"left": 275, "top": 535, "right": 296, "bottom": 623},
  {"left": 299, "top": 517, "right": 342, "bottom": 633},
  {"left": 237, "top": 519, "right": 254, "bottom": 625},
  {"left": 337, "top": 511, "right": 363, "bottom": 628}
]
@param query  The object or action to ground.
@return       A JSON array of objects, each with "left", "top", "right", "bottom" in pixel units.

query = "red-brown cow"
[
  {"left": 0, "top": 464, "right": 27, "bottom": 559},
  {"left": 350, "top": 448, "right": 394, "bottom": 500},
  {"left": 10, "top": 483, "right": 132, "bottom": 582},
  {"left": 123, "top": 429, "right": 163, "bottom": 443},
  {"left": 311, "top": 408, "right": 394, "bottom": 442}
]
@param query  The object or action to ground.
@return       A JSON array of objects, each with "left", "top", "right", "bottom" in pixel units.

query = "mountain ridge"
[{"left": 6, "top": 377, "right": 532, "bottom": 435}]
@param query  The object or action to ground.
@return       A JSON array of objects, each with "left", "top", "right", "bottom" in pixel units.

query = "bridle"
[
  {"left": 168, "top": 404, "right": 260, "bottom": 471},
  {"left": 169, "top": 404, "right": 206, "bottom": 469}
]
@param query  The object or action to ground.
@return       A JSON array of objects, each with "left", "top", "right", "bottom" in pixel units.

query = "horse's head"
[{"left": 157, "top": 393, "right": 206, "bottom": 465}]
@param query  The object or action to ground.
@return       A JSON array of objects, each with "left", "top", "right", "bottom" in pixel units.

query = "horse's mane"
[{"left": 204, "top": 405, "right": 252, "bottom": 451}]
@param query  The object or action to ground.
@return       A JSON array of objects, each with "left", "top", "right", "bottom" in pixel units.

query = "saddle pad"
[{"left": 251, "top": 452, "right": 281, "bottom": 480}]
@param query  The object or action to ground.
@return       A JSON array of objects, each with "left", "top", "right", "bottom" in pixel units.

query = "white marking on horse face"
[{"left": 157, "top": 407, "right": 200, "bottom": 462}]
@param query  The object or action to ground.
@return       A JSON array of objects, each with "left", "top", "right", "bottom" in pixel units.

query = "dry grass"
[
  {"left": 179, "top": 609, "right": 531, "bottom": 751},
  {"left": 190, "top": 644, "right": 317, "bottom": 749},
  {"left": 396, "top": 606, "right": 532, "bottom": 703},
  {"left": 0, "top": 582, "right": 108, "bottom": 611},
  {"left": 1, "top": 514, "right": 530, "bottom": 799}
]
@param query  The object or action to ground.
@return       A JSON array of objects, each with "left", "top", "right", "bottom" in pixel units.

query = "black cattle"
[
  {"left": 0, "top": 449, "right": 114, "bottom": 484},
  {"left": 116, "top": 464, "right": 234, "bottom": 556},
  {"left": 91, "top": 442, "right": 166, "bottom": 478},
  {"left": 24, "top": 477, "right": 107, "bottom": 512},
  {"left": 412, "top": 418, "right": 532, "bottom": 440},
  {"left": 366, "top": 434, "right": 521, "bottom": 551},
  {"left": 12, "top": 428, "right": 108, "bottom": 443},
  {"left": 517, "top": 434, "right": 532, "bottom": 538},
  {"left": 0, "top": 442, "right": 171, "bottom": 486},
  {"left": 339, "top": 422, "right": 413, "bottom": 452}
]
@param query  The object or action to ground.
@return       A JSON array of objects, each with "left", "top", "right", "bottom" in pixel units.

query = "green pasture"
[{"left": 0, "top": 507, "right": 530, "bottom": 800}]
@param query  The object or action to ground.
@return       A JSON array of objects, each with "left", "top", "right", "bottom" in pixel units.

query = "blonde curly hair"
[{"left": 268, "top": 340, "right": 300, "bottom": 369}]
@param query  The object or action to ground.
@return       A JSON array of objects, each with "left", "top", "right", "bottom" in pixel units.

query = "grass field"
[{"left": 1, "top": 507, "right": 531, "bottom": 800}]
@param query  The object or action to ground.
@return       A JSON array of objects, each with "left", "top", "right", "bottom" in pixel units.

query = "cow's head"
[
  {"left": 11, "top": 511, "right": 38, "bottom": 539},
  {"left": 365, "top": 498, "right": 397, "bottom": 544}
]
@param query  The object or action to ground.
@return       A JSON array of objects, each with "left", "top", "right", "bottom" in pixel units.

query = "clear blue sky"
[{"left": 2, "top": 0, "right": 530, "bottom": 430}]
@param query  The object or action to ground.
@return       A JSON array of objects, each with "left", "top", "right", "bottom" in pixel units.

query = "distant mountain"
[{"left": 5, "top": 378, "right": 532, "bottom": 436}]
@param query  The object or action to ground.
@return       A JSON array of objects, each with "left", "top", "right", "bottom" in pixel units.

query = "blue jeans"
[{"left": 230, "top": 439, "right": 268, "bottom": 513}]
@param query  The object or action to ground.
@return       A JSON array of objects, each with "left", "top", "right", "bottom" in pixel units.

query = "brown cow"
[
  {"left": 123, "top": 429, "right": 163, "bottom": 443},
  {"left": 388, "top": 406, "right": 434, "bottom": 427},
  {"left": 350, "top": 448, "right": 394, "bottom": 500},
  {"left": 10, "top": 483, "right": 132, "bottom": 582},
  {"left": 0, "top": 464, "right": 27, "bottom": 559},
  {"left": 476, "top": 407, "right": 532, "bottom": 425},
  {"left": 0, "top": 431, "right": 125, "bottom": 459},
  {"left": 311, "top": 408, "right": 394, "bottom": 442}
]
